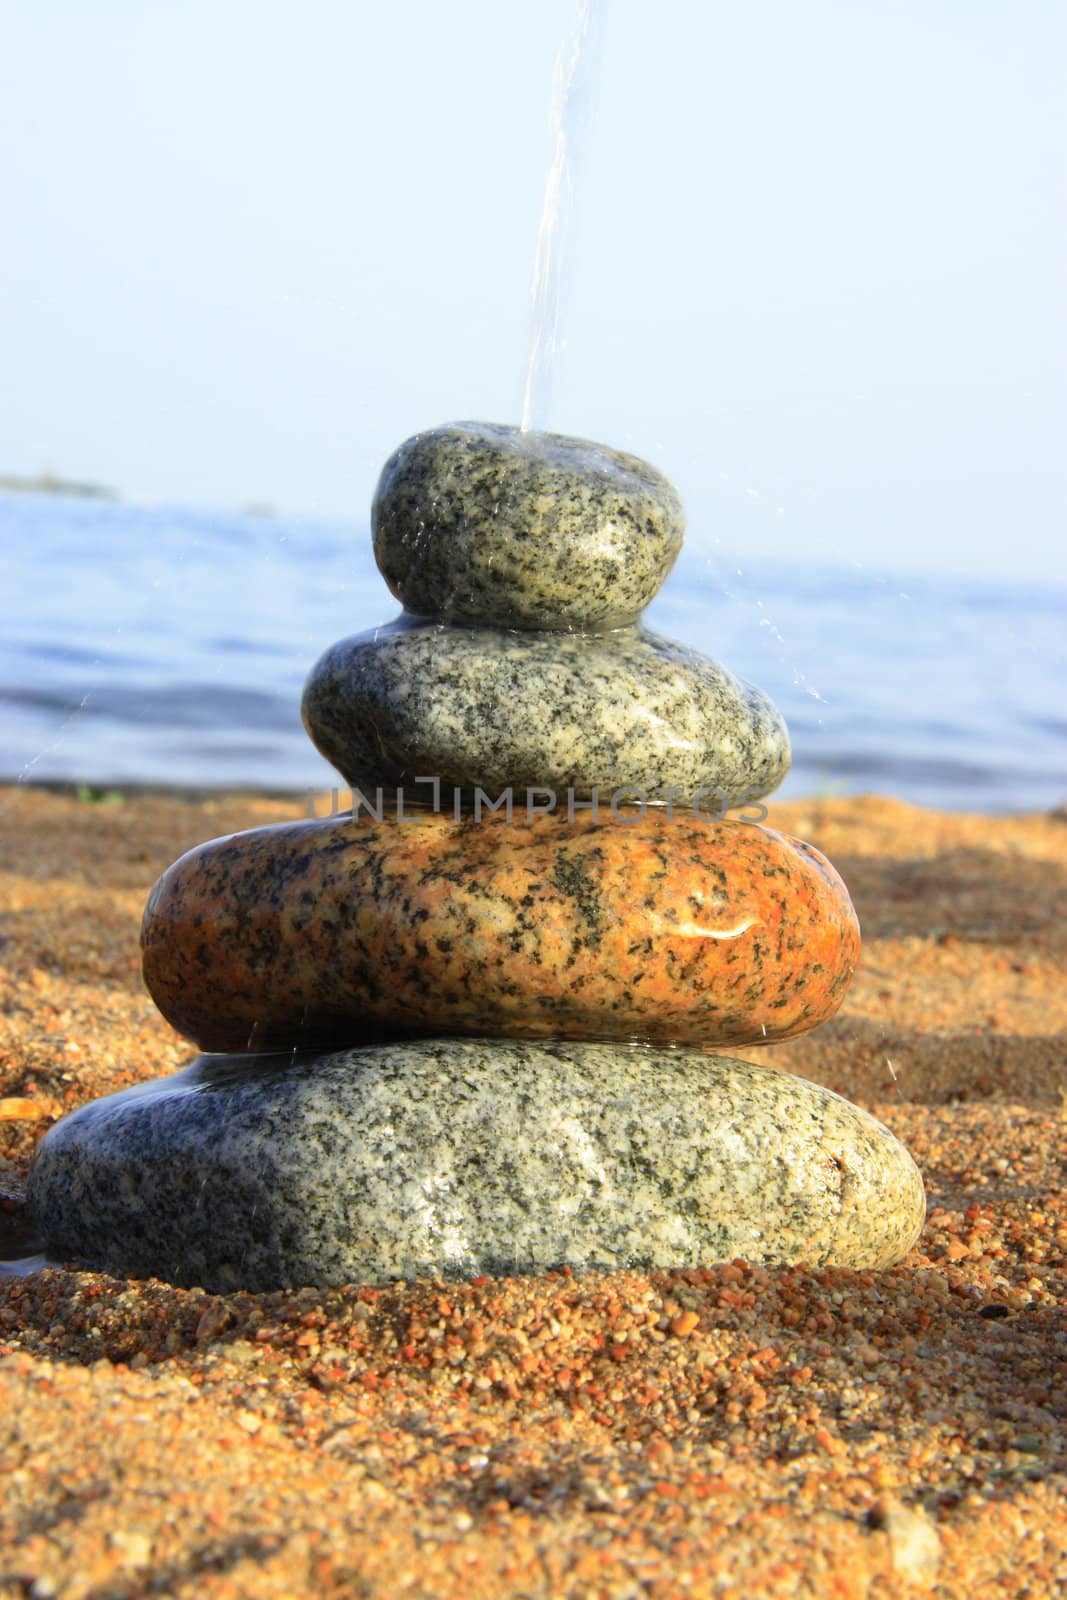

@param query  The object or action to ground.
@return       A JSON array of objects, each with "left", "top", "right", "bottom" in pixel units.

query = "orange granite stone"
[{"left": 141, "top": 810, "right": 861, "bottom": 1053}]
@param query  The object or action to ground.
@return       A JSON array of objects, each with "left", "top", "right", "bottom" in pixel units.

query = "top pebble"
[{"left": 371, "top": 421, "right": 686, "bottom": 630}]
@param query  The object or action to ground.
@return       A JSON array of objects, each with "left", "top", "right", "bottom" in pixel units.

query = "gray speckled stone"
[
  {"left": 372, "top": 422, "right": 685, "bottom": 630},
  {"left": 28, "top": 1042, "right": 925, "bottom": 1292},
  {"left": 302, "top": 618, "right": 790, "bottom": 805}
]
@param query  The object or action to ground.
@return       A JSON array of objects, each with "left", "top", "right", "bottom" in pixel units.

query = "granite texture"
[
  {"left": 371, "top": 421, "right": 685, "bottom": 630},
  {"left": 140, "top": 811, "right": 860, "bottom": 1054},
  {"left": 27, "top": 1041, "right": 925, "bottom": 1291},
  {"left": 301, "top": 618, "right": 791, "bottom": 806}
]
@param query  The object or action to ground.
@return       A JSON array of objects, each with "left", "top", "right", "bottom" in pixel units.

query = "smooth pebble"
[{"left": 372, "top": 421, "right": 685, "bottom": 630}]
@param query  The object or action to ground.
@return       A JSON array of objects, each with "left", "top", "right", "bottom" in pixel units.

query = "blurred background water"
[{"left": 2, "top": 489, "right": 1063, "bottom": 814}]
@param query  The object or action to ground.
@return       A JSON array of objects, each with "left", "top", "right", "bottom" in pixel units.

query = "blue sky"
[{"left": 2, "top": 0, "right": 1064, "bottom": 578}]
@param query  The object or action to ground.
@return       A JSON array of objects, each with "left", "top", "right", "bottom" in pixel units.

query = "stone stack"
[{"left": 29, "top": 423, "right": 925, "bottom": 1292}]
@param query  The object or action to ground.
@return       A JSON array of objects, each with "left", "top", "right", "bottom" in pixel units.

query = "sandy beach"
[{"left": 2, "top": 783, "right": 1066, "bottom": 1597}]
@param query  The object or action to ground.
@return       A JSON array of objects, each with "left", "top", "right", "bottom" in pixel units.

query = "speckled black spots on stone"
[
  {"left": 371, "top": 422, "right": 685, "bottom": 631},
  {"left": 28, "top": 1041, "right": 926, "bottom": 1291},
  {"left": 550, "top": 854, "right": 603, "bottom": 949},
  {"left": 302, "top": 619, "right": 790, "bottom": 804}
]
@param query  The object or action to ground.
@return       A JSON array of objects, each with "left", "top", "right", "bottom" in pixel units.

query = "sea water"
[{"left": 2, "top": 490, "right": 1064, "bottom": 814}]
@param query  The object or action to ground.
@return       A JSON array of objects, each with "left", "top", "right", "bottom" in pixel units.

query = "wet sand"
[{"left": 2, "top": 784, "right": 1066, "bottom": 1597}]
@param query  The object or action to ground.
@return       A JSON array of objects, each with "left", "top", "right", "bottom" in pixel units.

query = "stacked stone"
[{"left": 29, "top": 423, "right": 924, "bottom": 1293}]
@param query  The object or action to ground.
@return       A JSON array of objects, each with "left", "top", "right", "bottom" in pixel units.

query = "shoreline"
[{"left": 2, "top": 785, "right": 1067, "bottom": 1594}]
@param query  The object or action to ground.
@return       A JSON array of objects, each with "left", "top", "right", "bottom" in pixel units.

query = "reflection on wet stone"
[{"left": 29, "top": 421, "right": 924, "bottom": 1286}]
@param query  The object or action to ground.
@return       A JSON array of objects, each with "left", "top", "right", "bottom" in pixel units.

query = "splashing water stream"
[{"left": 519, "top": 0, "right": 602, "bottom": 434}]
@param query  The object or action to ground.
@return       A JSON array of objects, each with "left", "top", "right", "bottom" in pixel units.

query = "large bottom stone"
[{"left": 28, "top": 1041, "right": 925, "bottom": 1292}]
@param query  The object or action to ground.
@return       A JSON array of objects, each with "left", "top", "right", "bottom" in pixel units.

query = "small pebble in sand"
[{"left": 0, "top": 1099, "right": 45, "bottom": 1122}]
